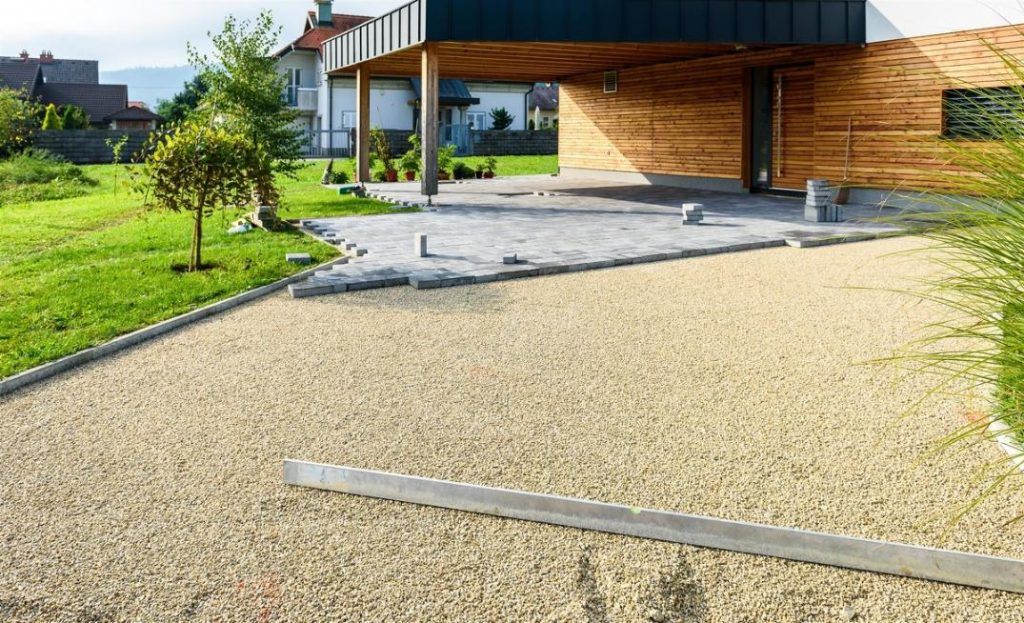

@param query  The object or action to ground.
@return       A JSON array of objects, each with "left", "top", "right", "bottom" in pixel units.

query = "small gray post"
[{"left": 415, "top": 233, "right": 428, "bottom": 257}]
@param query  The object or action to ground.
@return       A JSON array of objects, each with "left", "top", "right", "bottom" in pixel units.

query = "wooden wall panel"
[{"left": 560, "top": 24, "right": 1024, "bottom": 192}]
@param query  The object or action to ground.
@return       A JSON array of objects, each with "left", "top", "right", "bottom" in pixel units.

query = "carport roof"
[{"left": 323, "top": 0, "right": 866, "bottom": 81}]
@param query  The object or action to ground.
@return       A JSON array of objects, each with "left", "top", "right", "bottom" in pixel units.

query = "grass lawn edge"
[{"left": 0, "top": 255, "right": 348, "bottom": 398}]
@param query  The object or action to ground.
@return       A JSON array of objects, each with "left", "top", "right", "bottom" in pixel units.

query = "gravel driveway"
[{"left": 2, "top": 236, "right": 1022, "bottom": 621}]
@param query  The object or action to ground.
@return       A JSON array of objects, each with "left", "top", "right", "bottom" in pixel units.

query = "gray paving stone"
[
  {"left": 286, "top": 253, "right": 313, "bottom": 265},
  {"left": 287, "top": 176, "right": 904, "bottom": 299}
]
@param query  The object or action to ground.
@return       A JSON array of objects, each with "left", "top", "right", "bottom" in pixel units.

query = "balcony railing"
[{"left": 285, "top": 87, "right": 318, "bottom": 112}]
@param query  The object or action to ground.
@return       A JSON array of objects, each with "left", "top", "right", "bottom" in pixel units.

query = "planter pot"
[
  {"left": 385, "top": 170, "right": 398, "bottom": 183},
  {"left": 404, "top": 171, "right": 416, "bottom": 181},
  {"left": 475, "top": 171, "right": 484, "bottom": 179},
  {"left": 438, "top": 172, "right": 450, "bottom": 181},
  {"left": 483, "top": 172, "right": 495, "bottom": 179}
]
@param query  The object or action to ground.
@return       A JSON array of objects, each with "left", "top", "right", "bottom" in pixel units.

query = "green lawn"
[{"left": 0, "top": 155, "right": 558, "bottom": 379}]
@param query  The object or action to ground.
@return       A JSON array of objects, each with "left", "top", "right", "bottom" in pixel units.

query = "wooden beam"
[
  {"left": 421, "top": 43, "right": 439, "bottom": 197},
  {"left": 284, "top": 460, "right": 1024, "bottom": 594},
  {"left": 355, "top": 66, "right": 371, "bottom": 184}
]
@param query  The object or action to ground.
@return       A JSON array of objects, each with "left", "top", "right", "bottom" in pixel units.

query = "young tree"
[
  {"left": 59, "top": 105, "right": 89, "bottom": 130},
  {"left": 188, "top": 11, "right": 302, "bottom": 208},
  {"left": 489, "top": 107, "right": 514, "bottom": 131},
  {"left": 0, "top": 88, "right": 40, "bottom": 156},
  {"left": 41, "top": 103, "right": 63, "bottom": 130},
  {"left": 156, "top": 74, "right": 208, "bottom": 125},
  {"left": 137, "top": 120, "right": 253, "bottom": 272}
]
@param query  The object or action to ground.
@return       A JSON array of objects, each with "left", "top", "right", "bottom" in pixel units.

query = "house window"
[
  {"left": 603, "top": 71, "right": 618, "bottom": 94},
  {"left": 285, "top": 68, "right": 301, "bottom": 106},
  {"left": 341, "top": 111, "right": 357, "bottom": 128},
  {"left": 467, "top": 111, "right": 487, "bottom": 130},
  {"left": 943, "top": 86, "right": 1024, "bottom": 139}
]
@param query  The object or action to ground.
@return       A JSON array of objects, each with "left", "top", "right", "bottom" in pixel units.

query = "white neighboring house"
[{"left": 273, "top": 0, "right": 534, "bottom": 156}]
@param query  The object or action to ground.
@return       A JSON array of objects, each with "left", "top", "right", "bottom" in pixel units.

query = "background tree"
[
  {"left": 59, "top": 105, "right": 89, "bottom": 130},
  {"left": 136, "top": 120, "right": 253, "bottom": 272},
  {"left": 41, "top": 104, "right": 62, "bottom": 130},
  {"left": 0, "top": 88, "right": 40, "bottom": 157},
  {"left": 188, "top": 11, "right": 302, "bottom": 208},
  {"left": 156, "top": 74, "right": 208, "bottom": 125},
  {"left": 489, "top": 107, "right": 514, "bottom": 131}
]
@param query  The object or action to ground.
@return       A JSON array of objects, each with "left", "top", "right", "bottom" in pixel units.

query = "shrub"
[
  {"left": 452, "top": 161, "right": 474, "bottom": 180},
  {"left": 329, "top": 170, "right": 350, "bottom": 185},
  {"left": 894, "top": 42, "right": 1024, "bottom": 508},
  {"left": 370, "top": 127, "right": 394, "bottom": 173},
  {"left": 0, "top": 87, "right": 40, "bottom": 156},
  {"left": 483, "top": 156, "right": 498, "bottom": 175},
  {"left": 399, "top": 133, "right": 420, "bottom": 175},
  {"left": 0, "top": 148, "right": 96, "bottom": 205},
  {"left": 41, "top": 104, "right": 62, "bottom": 130},
  {"left": 59, "top": 105, "right": 89, "bottom": 130},
  {"left": 489, "top": 107, "right": 514, "bottom": 131}
]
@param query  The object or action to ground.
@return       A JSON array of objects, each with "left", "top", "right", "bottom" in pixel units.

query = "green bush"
[
  {"left": 0, "top": 87, "right": 40, "bottom": 157},
  {"left": 452, "top": 161, "right": 474, "bottom": 180},
  {"left": 41, "top": 104, "right": 62, "bottom": 130},
  {"left": 329, "top": 170, "right": 350, "bottom": 185},
  {"left": 894, "top": 43, "right": 1024, "bottom": 509},
  {"left": 0, "top": 149, "right": 96, "bottom": 205}
]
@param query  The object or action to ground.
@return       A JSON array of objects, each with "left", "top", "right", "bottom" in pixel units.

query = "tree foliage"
[
  {"left": 489, "top": 107, "right": 514, "bottom": 131},
  {"left": 155, "top": 74, "right": 208, "bottom": 125},
  {"left": 41, "top": 103, "right": 62, "bottom": 131},
  {"left": 0, "top": 88, "right": 40, "bottom": 157},
  {"left": 59, "top": 105, "right": 90, "bottom": 130},
  {"left": 136, "top": 120, "right": 254, "bottom": 272},
  {"left": 188, "top": 11, "right": 302, "bottom": 207}
]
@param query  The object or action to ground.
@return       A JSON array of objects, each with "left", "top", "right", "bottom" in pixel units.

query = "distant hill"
[{"left": 99, "top": 66, "right": 198, "bottom": 109}]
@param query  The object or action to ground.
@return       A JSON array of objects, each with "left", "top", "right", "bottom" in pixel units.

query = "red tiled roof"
[
  {"left": 276, "top": 12, "right": 373, "bottom": 56},
  {"left": 107, "top": 105, "right": 163, "bottom": 122}
]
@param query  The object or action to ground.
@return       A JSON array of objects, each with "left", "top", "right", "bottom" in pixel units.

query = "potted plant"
[
  {"left": 452, "top": 161, "right": 474, "bottom": 180},
  {"left": 475, "top": 164, "right": 484, "bottom": 179},
  {"left": 399, "top": 134, "right": 421, "bottom": 181},
  {"left": 399, "top": 152, "right": 418, "bottom": 181},
  {"left": 483, "top": 157, "right": 497, "bottom": 179},
  {"left": 370, "top": 127, "right": 397, "bottom": 182},
  {"left": 437, "top": 144, "right": 456, "bottom": 181}
]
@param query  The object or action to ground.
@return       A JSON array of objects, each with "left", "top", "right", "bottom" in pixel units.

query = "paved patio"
[{"left": 289, "top": 175, "right": 902, "bottom": 298}]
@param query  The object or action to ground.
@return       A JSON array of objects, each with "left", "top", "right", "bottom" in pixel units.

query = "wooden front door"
[{"left": 770, "top": 65, "right": 815, "bottom": 192}]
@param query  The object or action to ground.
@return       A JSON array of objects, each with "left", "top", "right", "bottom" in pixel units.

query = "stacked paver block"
[
  {"left": 682, "top": 203, "right": 704, "bottom": 225},
  {"left": 805, "top": 180, "right": 842, "bottom": 223}
]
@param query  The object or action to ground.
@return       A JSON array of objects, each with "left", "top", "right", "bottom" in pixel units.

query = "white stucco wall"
[
  {"left": 277, "top": 50, "right": 318, "bottom": 88},
  {"left": 867, "top": 0, "right": 1024, "bottom": 42},
  {"left": 328, "top": 78, "right": 417, "bottom": 131},
  {"left": 465, "top": 82, "right": 533, "bottom": 131}
]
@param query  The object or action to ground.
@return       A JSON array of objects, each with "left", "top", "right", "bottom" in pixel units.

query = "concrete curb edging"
[
  {"left": 987, "top": 418, "right": 1024, "bottom": 472},
  {"left": 0, "top": 256, "right": 349, "bottom": 399}
]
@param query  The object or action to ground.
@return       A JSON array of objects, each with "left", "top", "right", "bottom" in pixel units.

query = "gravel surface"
[{"left": 2, "top": 236, "right": 1023, "bottom": 621}]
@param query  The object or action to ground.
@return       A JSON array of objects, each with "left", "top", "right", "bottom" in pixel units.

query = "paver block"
[
  {"left": 354, "top": 248, "right": 368, "bottom": 257},
  {"left": 415, "top": 233, "right": 428, "bottom": 257},
  {"left": 347, "top": 279, "right": 385, "bottom": 291},
  {"left": 286, "top": 253, "right": 313, "bottom": 265},
  {"left": 289, "top": 282, "right": 334, "bottom": 298},
  {"left": 503, "top": 253, "right": 518, "bottom": 265}
]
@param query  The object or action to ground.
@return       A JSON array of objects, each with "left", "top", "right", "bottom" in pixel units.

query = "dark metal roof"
[
  {"left": 325, "top": 0, "right": 866, "bottom": 73},
  {"left": 0, "top": 61, "right": 43, "bottom": 96},
  {"left": 529, "top": 84, "right": 559, "bottom": 111},
  {"left": 409, "top": 78, "right": 480, "bottom": 106},
  {"left": 41, "top": 83, "right": 128, "bottom": 123}
]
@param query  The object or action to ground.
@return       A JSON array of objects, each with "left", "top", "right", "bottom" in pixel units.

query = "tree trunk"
[{"left": 190, "top": 210, "right": 203, "bottom": 272}]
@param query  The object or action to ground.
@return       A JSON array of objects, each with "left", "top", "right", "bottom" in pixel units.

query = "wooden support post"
[
  {"left": 421, "top": 43, "right": 439, "bottom": 198},
  {"left": 355, "top": 65, "right": 371, "bottom": 184}
]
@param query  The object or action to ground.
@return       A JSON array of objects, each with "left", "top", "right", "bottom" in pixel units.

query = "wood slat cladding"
[
  {"left": 357, "top": 42, "right": 769, "bottom": 82},
  {"left": 560, "top": 24, "right": 1024, "bottom": 192},
  {"left": 772, "top": 65, "right": 815, "bottom": 191}
]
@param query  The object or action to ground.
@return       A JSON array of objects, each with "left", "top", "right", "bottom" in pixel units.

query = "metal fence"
[{"left": 300, "top": 129, "right": 354, "bottom": 158}]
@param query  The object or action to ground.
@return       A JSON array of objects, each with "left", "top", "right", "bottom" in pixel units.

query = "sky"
[{"left": 0, "top": 0, "right": 407, "bottom": 70}]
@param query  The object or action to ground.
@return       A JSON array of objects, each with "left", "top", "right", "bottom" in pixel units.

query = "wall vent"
[{"left": 603, "top": 71, "right": 618, "bottom": 94}]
